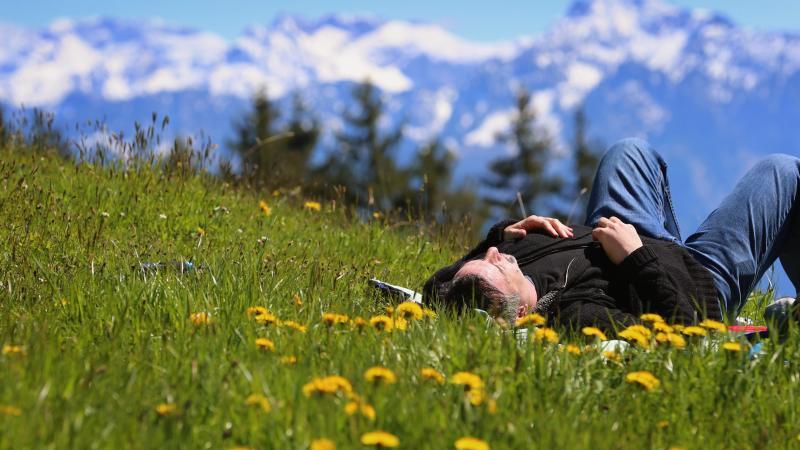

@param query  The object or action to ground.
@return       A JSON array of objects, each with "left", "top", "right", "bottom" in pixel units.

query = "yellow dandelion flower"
[
  {"left": 700, "top": 319, "right": 727, "bottom": 333},
  {"left": 467, "top": 388, "right": 486, "bottom": 406},
  {"left": 455, "top": 437, "right": 491, "bottom": 450},
  {"left": 189, "top": 312, "right": 211, "bottom": 325},
  {"left": 372, "top": 211, "right": 382, "bottom": 220},
  {"left": 486, "top": 398, "right": 498, "bottom": 414},
  {"left": 602, "top": 351, "right": 621, "bottom": 362},
  {"left": 451, "top": 372, "right": 484, "bottom": 391},
  {"left": 623, "top": 325, "right": 652, "bottom": 338},
  {"left": 155, "top": 403, "right": 177, "bottom": 416},
  {"left": 311, "top": 438, "right": 336, "bottom": 450},
  {"left": 360, "top": 403, "right": 377, "bottom": 421},
  {"left": 0, "top": 405, "right": 21, "bottom": 416},
  {"left": 302, "top": 375, "right": 353, "bottom": 397},
  {"left": 281, "top": 320, "right": 308, "bottom": 333},
  {"left": 271, "top": 189, "right": 281, "bottom": 197},
  {"left": 420, "top": 368, "right": 445, "bottom": 384},
  {"left": 422, "top": 308, "right": 437, "bottom": 319},
  {"left": 515, "top": 313, "right": 546, "bottom": 328},
  {"left": 280, "top": 355, "right": 298, "bottom": 365},
  {"left": 259, "top": 200, "right": 271, "bottom": 216},
  {"left": 385, "top": 305, "right": 394, "bottom": 316},
  {"left": 393, "top": 317, "right": 408, "bottom": 331},
  {"left": 657, "top": 420, "right": 670, "bottom": 429},
  {"left": 671, "top": 324, "right": 685, "bottom": 332},
  {"left": 304, "top": 201, "right": 322, "bottom": 212},
  {"left": 582, "top": 326, "right": 608, "bottom": 341},
  {"left": 360, "top": 431, "right": 399, "bottom": 448},
  {"left": 533, "top": 327, "right": 559, "bottom": 344},
  {"left": 254, "top": 311, "right": 279, "bottom": 325},
  {"left": 345, "top": 401, "right": 376, "bottom": 420},
  {"left": 244, "top": 394, "right": 271, "bottom": 413},
  {"left": 618, "top": 329, "right": 650, "bottom": 348},
  {"left": 255, "top": 338, "right": 275, "bottom": 352},
  {"left": 655, "top": 332, "right": 686, "bottom": 349},
  {"left": 369, "top": 315, "right": 394, "bottom": 332},
  {"left": 395, "top": 302, "right": 424, "bottom": 321},
  {"left": 364, "top": 366, "right": 397, "bottom": 385},
  {"left": 653, "top": 321, "right": 674, "bottom": 333},
  {"left": 293, "top": 293, "right": 303, "bottom": 305},
  {"left": 246, "top": 306, "right": 269, "bottom": 317},
  {"left": 668, "top": 447, "right": 687, "bottom": 450},
  {"left": 640, "top": 313, "right": 665, "bottom": 323},
  {"left": 196, "top": 227, "right": 205, "bottom": 237},
  {"left": 722, "top": 341, "right": 743, "bottom": 352},
  {"left": 626, "top": 371, "right": 660, "bottom": 391},
  {"left": 351, "top": 316, "right": 369, "bottom": 330},
  {"left": 2, "top": 345, "right": 24, "bottom": 355},
  {"left": 564, "top": 344, "right": 582, "bottom": 355},
  {"left": 322, "top": 313, "right": 349, "bottom": 326},
  {"left": 681, "top": 326, "right": 707, "bottom": 337}
]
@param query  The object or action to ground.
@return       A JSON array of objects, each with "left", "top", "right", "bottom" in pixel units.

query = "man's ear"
[{"left": 516, "top": 302, "right": 527, "bottom": 318}]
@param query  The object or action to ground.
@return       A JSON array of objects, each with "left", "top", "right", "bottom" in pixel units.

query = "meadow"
[{"left": 1, "top": 145, "right": 799, "bottom": 450}]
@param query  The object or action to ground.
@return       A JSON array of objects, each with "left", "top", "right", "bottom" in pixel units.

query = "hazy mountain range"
[{"left": 2, "top": 0, "right": 799, "bottom": 237}]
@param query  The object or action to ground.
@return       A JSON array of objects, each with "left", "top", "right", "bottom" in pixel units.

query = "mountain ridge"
[{"left": 1, "top": 0, "right": 799, "bottom": 242}]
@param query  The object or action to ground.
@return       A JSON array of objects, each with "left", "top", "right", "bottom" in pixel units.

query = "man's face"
[{"left": 454, "top": 246, "right": 536, "bottom": 317}]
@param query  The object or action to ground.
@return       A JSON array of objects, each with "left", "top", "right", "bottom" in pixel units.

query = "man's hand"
[
  {"left": 503, "top": 215, "right": 573, "bottom": 241},
  {"left": 591, "top": 216, "right": 643, "bottom": 264}
]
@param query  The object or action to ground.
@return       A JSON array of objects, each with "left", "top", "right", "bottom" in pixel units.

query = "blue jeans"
[{"left": 585, "top": 138, "right": 800, "bottom": 319}]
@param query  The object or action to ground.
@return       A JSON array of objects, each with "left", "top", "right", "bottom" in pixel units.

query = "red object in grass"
[{"left": 728, "top": 325, "right": 768, "bottom": 333}]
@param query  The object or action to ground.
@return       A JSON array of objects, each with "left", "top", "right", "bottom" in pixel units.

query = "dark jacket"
[{"left": 423, "top": 220, "right": 722, "bottom": 331}]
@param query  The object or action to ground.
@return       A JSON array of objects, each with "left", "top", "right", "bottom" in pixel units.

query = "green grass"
[{"left": 1, "top": 148, "right": 799, "bottom": 450}]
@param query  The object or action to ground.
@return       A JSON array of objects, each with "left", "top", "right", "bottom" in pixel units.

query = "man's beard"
[{"left": 500, "top": 294, "right": 521, "bottom": 327}]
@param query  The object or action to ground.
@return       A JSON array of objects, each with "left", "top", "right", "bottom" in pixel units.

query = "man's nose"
[{"left": 485, "top": 247, "right": 500, "bottom": 261}]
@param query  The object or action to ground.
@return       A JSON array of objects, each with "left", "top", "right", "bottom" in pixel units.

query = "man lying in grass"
[{"left": 424, "top": 138, "right": 800, "bottom": 332}]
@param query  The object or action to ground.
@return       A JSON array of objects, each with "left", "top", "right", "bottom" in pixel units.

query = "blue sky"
[{"left": 5, "top": 0, "right": 799, "bottom": 40}]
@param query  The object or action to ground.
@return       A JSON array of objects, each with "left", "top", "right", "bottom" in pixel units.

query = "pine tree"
[
  {"left": 0, "top": 105, "right": 7, "bottom": 148},
  {"left": 409, "top": 138, "right": 489, "bottom": 226},
  {"left": 229, "top": 87, "right": 281, "bottom": 187},
  {"left": 412, "top": 138, "right": 454, "bottom": 218},
  {"left": 569, "top": 106, "right": 603, "bottom": 224},
  {"left": 483, "top": 88, "right": 563, "bottom": 218},
  {"left": 330, "top": 79, "right": 407, "bottom": 210},
  {"left": 282, "top": 93, "right": 321, "bottom": 187}
]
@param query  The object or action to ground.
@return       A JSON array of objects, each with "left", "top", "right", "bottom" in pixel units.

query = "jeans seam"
[{"left": 660, "top": 160, "right": 682, "bottom": 242}]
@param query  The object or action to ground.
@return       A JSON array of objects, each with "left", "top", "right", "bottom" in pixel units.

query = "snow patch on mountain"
[{"left": 465, "top": 109, "right": 515, "bottom": 148}]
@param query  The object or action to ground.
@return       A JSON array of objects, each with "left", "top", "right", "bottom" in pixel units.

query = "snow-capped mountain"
[{"left": 1, "top": 0, "right": 800, "bottom": 233}]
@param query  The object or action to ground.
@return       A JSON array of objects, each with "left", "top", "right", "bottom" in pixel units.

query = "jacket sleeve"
[
  {"left": 422, "top": 219, "right": 516, "bottom": 302},
  {"left": 616, "top": 245, "right": 698, "bottom": 324}
]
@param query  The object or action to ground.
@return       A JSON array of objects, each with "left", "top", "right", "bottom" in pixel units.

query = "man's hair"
[{"left": 441, "top": 273, "right": 520, "bottom": 326}]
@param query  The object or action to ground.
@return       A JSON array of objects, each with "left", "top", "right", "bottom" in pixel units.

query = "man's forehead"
[{"left": 457, "top": 260, "right": 504, "bottom": 283}]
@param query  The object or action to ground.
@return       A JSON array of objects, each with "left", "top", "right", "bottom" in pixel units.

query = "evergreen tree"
[
  {"left": 483, "top": 88, "right": 563, "bottom": 218},
  {"left": 0, "top": 105, "right": 7, "bottom": 148},
  {"left": 412, "top": 138, "right": 454, "bottom": 218},
  {"left": 229, "top": 87, "right": 281, "bottom": 187},
  {"left": 569, "top": 106, "right": 603, "bottom": 224},
  {"left": 281, "top": 93, "right": 321, "bottom": 187},
  {"left": 329, "top": 79, "right": 407, "bottom": 210},
  {"left": 410, "top": 138, "right": 489, "bottom": 228}
]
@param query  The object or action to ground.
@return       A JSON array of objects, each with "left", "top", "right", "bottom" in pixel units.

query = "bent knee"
[
  {"left": 601, "top": 137, "right": 661, "bottom": 167},
  {"left": 756, "top": 154, "right": 800, "bottom": 179}
]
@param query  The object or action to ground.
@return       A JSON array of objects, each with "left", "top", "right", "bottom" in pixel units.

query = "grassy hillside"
[{"left": 0, "top": 147, "right": 797, "bottom": 450}]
